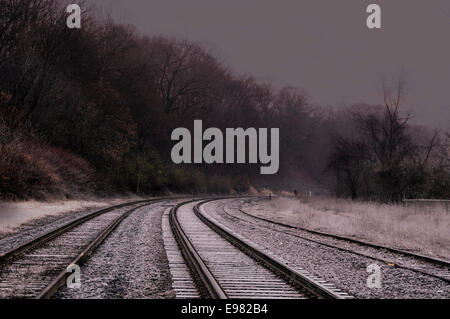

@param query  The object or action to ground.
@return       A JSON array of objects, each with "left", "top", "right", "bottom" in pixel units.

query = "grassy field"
[{"left": 256, "top": 197, "right": 450, "bottom": 260}]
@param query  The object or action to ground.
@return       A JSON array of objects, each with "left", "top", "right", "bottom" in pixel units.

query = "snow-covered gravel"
[
  {"left": 0, "top": 205, "right": 135, "bottom": 298},
  {"left": 203, "top": 199, "right": 450, "bottom": 299},
  {"left": 0, "top": 199, "right": 128, "bottom": 233},
  {"left": 0, "top": 206, "right": 101, "bottom": 256},
  {"left": 55, "top": 201, "right": 177, "bottom": 299},
  {"left": 248, "top": 197, "right": 449, "bottom": 260},
  {"left": 235, "top": 199, "right": 450, "bottom": 281},
  {"left": 0, "top": 198, "right": 144, "bottom": 256}
]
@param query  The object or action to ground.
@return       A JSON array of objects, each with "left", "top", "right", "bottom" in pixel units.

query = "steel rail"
[
  {"left": 228, "top": 199, "right": 450, "bottom": 283},
  {"left": 0, "top": 199, "right": 156, "bottom": 263},
  {"left": 237, "top": 199, "right": 450, "bottom": 269},
  {"left": 193, "top": 199, "right": 347, "bottom": 299},
  {"left": 37, "top": 201, "right": 163, "bottom": 299},
  {"left": 169, "top": 200, "right": 228, "bottom": 299}
]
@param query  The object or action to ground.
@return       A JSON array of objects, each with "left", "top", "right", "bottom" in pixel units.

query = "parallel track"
[
  {"left": 226, "top": 198, "right": 450, "bottom": 283},
  {"left": 0, "top": 199, "right": 155, "bottom": 263},
  {"left": 0, "top": 198, "right": 166, "bottom": 298},
  {"left": 169, "top": 199, "right": 351, "bottom": 299}
]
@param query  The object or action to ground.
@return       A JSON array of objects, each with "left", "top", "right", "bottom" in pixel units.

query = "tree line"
[
  {"left": 327, "top": 78, "right": 449, "bottom": 201},
  {"left": 0, "top": 0, "right": 448, "bottom": 201}
]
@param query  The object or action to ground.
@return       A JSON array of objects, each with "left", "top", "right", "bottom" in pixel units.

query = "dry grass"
[
  {"left": 0, "top": 112, "right": 99, "bottom": 200},
  {"left": 260, "top": 197, "right": 450, "bottom": 260}
]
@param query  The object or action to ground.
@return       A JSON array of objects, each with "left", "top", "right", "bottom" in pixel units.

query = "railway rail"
[
  {"left": 221, "top": 198, "right": 450, "bottom": 283},
  {"left": 169, "top": 199, "right": 352, "bottom": 299},
  {"left": 0, "top": 198, "right": 169, "bottom": 298},
  {"left": 4, "top": 195, "right": 442, "bottom": 299}
]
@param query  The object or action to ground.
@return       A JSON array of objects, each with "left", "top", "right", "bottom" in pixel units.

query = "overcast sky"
[{"left": 88, "top": 0, "right": 450, "bottom": 128}]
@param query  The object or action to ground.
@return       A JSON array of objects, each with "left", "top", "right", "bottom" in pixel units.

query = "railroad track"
[
  {"left": 169, "top": 199, "right": 352, "bottom": 299},
  {"left": 220, "top": 198, "right": 450, "bottom": 283},
  {"left": 0, "top": 198, "right": 168, "bottom": 299}
]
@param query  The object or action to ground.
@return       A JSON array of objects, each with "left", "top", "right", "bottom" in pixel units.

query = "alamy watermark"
[
  {"left": 66, "top": 4, "right": 81, "bottom": 29},
  {"left": 366, "top": 264, "right": 382, "bottom": 289},
  {"left": 66, "top": 263, "right": 81, "bottom": 289},
  {"left": 64, "top": 3, "right": 381, "bottom": 30},
  {"left": 171, "top": 120, "right": 279, "bottom": 175}
]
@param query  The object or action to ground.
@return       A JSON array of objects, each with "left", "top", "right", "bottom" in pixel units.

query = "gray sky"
[{"left": 89, "top": 0, "right": 450, "bottom": 128}]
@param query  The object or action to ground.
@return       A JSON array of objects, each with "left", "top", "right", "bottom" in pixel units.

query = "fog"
[{"left": 89, "top": 0, "right": 450, "bottom": 128}]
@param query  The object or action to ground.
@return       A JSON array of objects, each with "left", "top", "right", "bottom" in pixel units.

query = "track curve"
[
  {"left": 169, "top": 198, "right": 352, "bottom": 299},
  {"left": 0, "top": 199, "right": 167, "bottom": 298}
]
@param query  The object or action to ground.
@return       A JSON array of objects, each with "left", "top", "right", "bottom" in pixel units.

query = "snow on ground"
[
  {"left": 0, "top": 197, "right": 140, "bottom": 234},
  {"left": 244, "top": 197, "right": 450, "bottom": 260}
]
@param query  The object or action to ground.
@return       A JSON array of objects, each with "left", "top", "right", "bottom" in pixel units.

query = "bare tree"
[
  {"left": 327, "top": 76, "right": 443, "bottom": 201},
  {"left": 149, "top": 38, "right": 221, "bottom": 115}
]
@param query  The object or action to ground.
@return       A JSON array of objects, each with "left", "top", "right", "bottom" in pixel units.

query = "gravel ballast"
[
  {"left": 203, "top": 199, "right": 450, "bottom": 299},
  {"left": 235, "top": 199, "right": 450, "bottom": 281},
  {"left": 0, "top": 198, "right": 144, "bottom": 254},
  {"left": 0, "top": 207, "right": 101, "bottom": 255},
  {"left": 55, "top": 201, "right": 176, "bottom": 299}
]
